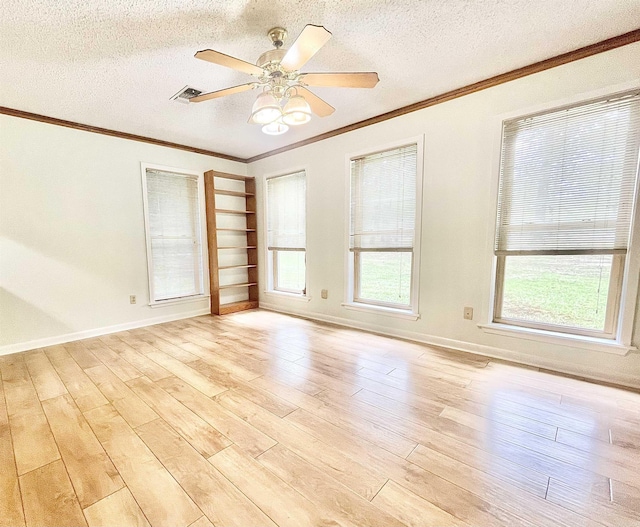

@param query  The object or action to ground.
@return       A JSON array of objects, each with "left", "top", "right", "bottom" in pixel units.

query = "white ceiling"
[{"left": 1, "top": 0, "right": 639, "bottom": 159}]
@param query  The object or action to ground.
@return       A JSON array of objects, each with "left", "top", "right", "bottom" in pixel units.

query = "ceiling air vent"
[{"left": 170, "top": 86, "right": 203, "bottom": 104}]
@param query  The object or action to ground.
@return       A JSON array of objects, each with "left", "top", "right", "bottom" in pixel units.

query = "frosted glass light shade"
[
  {"left": 262, "top": 120, "right": 289, "bottom": 135},
  {"left": 282, "top": 95, "right": 312, "bottom": 125},
  {"left": 251, "top": 92, "right": 281, "bottom": 124}
]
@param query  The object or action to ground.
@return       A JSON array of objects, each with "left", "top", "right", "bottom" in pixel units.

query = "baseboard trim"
[
  {"left": 0, "top": 308, "right": 211, "bottom": 356},
  {"left": 259, "top": 302, "right": 640, "bottom": 391}
]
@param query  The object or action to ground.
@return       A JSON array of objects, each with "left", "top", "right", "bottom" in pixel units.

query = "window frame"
[
  {"left": 344, "top": 136, "right": 424, "bottom": 317},
  {"left": 140, "top": 163, "right": 209, "bottom": 307},
  {"left": 493, "top": 253, "right": 625, "bottom": 339},
  {"left": 272, "top": 248, "right": 306, "bottom": 295},
  {"left": 485, "top": 85, "right": 640, "bottom": 348},
  {"left": 263, "top": 168, "right": 308, "bottom": 298},
  {"left": 352, "top": 249, "right": 415, "bottom": 310}
]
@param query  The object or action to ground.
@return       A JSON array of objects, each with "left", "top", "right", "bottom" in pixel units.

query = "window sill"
[
  {"left": 341, "top": 302, "right": 420, "bottom": 320},
  {"left": 263, "top": 291, "right": 312, "bottom": 302},
  {"left": 478, "top": 322, "right": 635, "bottom": 356},
  {"left": 149, "top": 295, "right": 210, "bottom": 309}
]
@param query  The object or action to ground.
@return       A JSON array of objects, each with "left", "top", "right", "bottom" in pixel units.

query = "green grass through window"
[
  {"left": 358, "top": 252, "right": 412, "bottom": 306},
  {"left": 501, "top": 255, "right": 612, "bottom": 331}
]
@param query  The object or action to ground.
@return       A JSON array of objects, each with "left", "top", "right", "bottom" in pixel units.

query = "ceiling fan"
[{"left": 188, "top": 25, "right": 380, "bottom": 135}]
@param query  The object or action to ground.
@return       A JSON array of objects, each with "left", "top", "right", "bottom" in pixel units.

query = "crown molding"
[
  {"left": 0, "top": 106, "right": 245, "bottom": 163},
  {"left": 3, "top": 29, "right": 639, "bottom": 164}
]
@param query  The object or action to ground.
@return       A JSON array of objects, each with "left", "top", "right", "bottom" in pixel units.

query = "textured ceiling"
[{"left": 1, "top": 0, "right": 639, "bottom": 159}]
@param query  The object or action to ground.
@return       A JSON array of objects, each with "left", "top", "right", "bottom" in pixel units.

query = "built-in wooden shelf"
[
  {"left": 219, "top": 282, "right": 258, "bottom": 290},
  {"left": 204, "top": 171, "right": 259, "bottom": 316},
  {"left": 214, "top": 209, "right": 255, "bottom": 215},
  {"left": 215, "top": 189, "right": 255, "bottom": 197}
]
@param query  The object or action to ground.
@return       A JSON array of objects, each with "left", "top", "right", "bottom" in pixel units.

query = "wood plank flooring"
[{"left": 1, "top": 310, "right": 639, "bottom": 527}]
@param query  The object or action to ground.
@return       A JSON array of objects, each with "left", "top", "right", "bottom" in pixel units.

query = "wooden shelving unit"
[{"left": 204, "top": 171, "right": 259, "bottom": 315}]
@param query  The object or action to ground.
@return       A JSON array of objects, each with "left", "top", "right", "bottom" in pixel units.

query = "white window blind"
[
  {"left": 145, "top": 169, "right": 203, "bottom": 301},
  {"left": 495, "top": 92, "right": 640, "bottom": 255},
  {"left": 350, "top": 144, "right": 417, "bottom": 251},
  {"left": 266, "top": 171, "right": 306, "bottom": 251}
]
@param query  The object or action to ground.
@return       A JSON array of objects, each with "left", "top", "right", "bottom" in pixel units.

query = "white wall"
[
  {"left": 0, "top": 116, "right": 246, "bottom": 353},
  {"left": 249, "top": 42, "right": 640, "bottom": 388}
]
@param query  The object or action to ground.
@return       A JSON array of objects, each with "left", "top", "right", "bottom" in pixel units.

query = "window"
[
  {"left": 349, "top": 143, "right": 419, "bottom": 312},
  {"left": 142, "top": 167, "right": 204, "bottom": 304},
  {"left": 266, "top": 171, "right": 306, "bottom": 295},
  {"left": 494, "top": 92, "right": 640, "bottom": 338}
]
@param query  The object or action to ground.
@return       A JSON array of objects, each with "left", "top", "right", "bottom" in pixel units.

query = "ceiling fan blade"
[
  {"left": 297, "top": 87, "right": 335, "bottom": 117},
  {"left": 299, "top": 72, "right": 380, "bottom": 88},
  {"left": 195, "top": 49, "right": 265, "bottom": 77},
  {"left": 189, "top": 83, "right": 257, "bottom": 103},
  {"left": 280, "top": 25, "right": 332, "bottom": 72}
]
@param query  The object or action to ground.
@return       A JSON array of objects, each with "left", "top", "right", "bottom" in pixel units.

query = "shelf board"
[
  {"left": 218, "top": 264, "right": 258, "bottom": 270},
  {"left": 216, "top": 228, "right": 256, "bottom": 232},
  {"left": 215, "top": 209, "right": 256, "bottom": 215},
  {"left": 213, "top": 173, "right": 254, "bottom": 182},
  {"left": 218, "top": 246, "right": 257, "bottom": 250},
  {"left": 218, "top": 300, "right": 259, "bottom": 315},
  {"left": 215, "top": 189, "right": 255, "bottom": 197},
  {"left": 219, "top": 282, "right": 258, "bottom": 290}
]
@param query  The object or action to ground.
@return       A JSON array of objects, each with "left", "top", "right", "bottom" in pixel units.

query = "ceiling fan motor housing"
[{"left": 256, "top": 48, "right": 287, "bottom": 70}]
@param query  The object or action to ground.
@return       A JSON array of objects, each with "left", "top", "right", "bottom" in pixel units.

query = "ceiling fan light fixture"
[
  {"left": 282, "top": 95, "right": 312, "bottom": 125},
  {"left": 251, "top": 91, "right": 281, "bottom": 124},
  {"left": 262, "top": 119, "right": 289, "bottom": 135}
]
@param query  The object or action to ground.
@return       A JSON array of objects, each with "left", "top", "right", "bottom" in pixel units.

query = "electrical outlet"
[
  {"left": 321, "top": 289, "right": 328, "bottom": 299},
  {"left": 463, "top": 306, "right": 473, "bottom": 320},
  {"left": 130, "top": 295, "right": 137, "bottom": 304}
]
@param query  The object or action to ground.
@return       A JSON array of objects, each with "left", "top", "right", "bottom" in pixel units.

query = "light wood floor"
[{"left": 1, "top": 310, "right": 639, "bottom": 527}]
